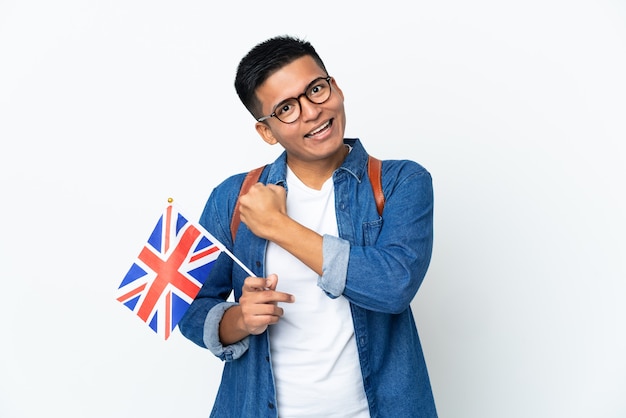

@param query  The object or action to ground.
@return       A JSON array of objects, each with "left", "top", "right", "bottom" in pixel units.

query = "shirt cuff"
[
  {"left": 203, "top": 301, "right": 250, "bottom": 361},
  {"left": 318, "top": 234, "right": 350, "bottom": 298}
]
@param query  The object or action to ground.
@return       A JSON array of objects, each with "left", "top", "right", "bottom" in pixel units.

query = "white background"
[{"left": 1, "top": 1, "right": 625, "bottom": 417}]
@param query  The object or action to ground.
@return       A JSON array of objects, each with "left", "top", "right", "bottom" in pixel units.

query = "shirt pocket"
[{"left": 362, "top": 218, "right": 383, "bottom": 246}]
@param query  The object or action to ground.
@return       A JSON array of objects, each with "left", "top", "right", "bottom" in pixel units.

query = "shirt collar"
[{"left": 265, "top": 138, "right": 369, "bottom": 186}]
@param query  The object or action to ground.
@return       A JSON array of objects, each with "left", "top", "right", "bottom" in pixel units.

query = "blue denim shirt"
[{"left": 179, "top": 138, "right": 437, "bottom": 417}]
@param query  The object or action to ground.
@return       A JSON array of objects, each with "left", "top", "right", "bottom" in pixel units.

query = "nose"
[{"left": 298, "top": 95, "right": 322, "bottom": 121}]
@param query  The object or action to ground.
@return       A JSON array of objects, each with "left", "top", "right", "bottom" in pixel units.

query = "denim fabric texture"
[{"left": 179, "top": 138, "right": 437, "bottom": 417}]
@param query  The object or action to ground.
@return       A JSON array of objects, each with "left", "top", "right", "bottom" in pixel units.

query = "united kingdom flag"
[{"left": 116, "top": 204, "right": 222, "bottom": 340}]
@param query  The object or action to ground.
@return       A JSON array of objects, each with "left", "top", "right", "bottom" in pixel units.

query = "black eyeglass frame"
[{"left": 256, "top": 76, "right": 332, "bottom": 124}]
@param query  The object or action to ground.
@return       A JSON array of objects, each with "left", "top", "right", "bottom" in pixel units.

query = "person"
[{"left": 179, "top": 35, "right": 437, "bottom": 417}]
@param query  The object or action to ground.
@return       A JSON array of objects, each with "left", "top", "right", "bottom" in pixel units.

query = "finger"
[
  {"left": 263, "top": 276, "right": 295, "bottom": 303},
  {"left": 267, "top": 291, "right": 295, "bottom": 304},
  {"left": 244, "top": 314, "right": 283, "bottom": 335},
  {"left": 242, "top": 277, "right": 271, "bottom": 292},
  {"left": 265, "top": 274, "right": 278, "bottom": 290},
  {"left": 242, "top": 289, "right": 294, "bottom": 305},
  {"left": 240, "top": 304, "right": 285, "bottom": 334},
  {"left": 246, "top": 304, "right": 284, "bottom": 317},
  {"left": 266, "top": 183, "right": 286, "bottom": 195}
]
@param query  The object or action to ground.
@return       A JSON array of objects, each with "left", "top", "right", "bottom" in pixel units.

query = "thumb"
[{"left": 265, "top": 274, "right": 278, "bottom": 290}]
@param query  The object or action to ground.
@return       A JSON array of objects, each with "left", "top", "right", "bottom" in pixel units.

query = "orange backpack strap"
[
  {"left": 368, "top": 155, "right": 385, "bottom": 217},
  {"left": 230, "top": 165, "right": 266, "bottom": 242}
]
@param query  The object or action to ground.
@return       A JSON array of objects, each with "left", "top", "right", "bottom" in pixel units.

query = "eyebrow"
[{"left": 271, "top": 75, "right": 327, "bottom": 110}]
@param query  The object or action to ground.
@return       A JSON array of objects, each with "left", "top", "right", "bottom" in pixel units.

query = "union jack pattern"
[{"left": 116, "top": 204, "right": 221, "bottom": 340}]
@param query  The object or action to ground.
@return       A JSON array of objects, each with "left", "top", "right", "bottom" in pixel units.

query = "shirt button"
[
  {"left": 268, "top": 402, "right": 275, "bottom": 409},
  {"left": 255, "top": 260, "right": 261, "bottom": 268}
]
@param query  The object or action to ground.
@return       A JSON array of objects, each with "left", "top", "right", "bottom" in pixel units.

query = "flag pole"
[
  {"left": 218, "top": 244, "right": 257, "bottom": 277},
  {"left": 168, "top": 197, "right": 257, "bottom": 278}
]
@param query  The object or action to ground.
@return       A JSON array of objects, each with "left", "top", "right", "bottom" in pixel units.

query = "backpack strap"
[
  {"left": 230, "top": 165, "right": 266, "bottom": 242},
  {"left": 230, "top": 155, "right": 384, "bottom": 242},
  {"left": 368, "top": 155, "right": 384, "bottom": 217}
]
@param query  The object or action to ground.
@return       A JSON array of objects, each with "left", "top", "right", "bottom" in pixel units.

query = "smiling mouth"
[{"left": 305, "top": 119, "right": 333, "bottom": 138}]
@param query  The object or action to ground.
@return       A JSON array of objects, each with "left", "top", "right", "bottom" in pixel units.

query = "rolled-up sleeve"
[
  {"left": 203, "top": 302, "right": 250, "bottom": 361},
  {"left": 318, "top": 234, "right": 350, "bottom": 298}
]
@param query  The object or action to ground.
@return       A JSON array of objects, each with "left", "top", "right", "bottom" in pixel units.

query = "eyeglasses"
[{"left": 257, "top": 76, "right": 332, "bottom": 124}]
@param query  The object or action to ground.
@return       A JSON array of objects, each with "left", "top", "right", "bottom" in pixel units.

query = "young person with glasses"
[{"left": 179, "top": 35, "right": 437, "bottom": 417}]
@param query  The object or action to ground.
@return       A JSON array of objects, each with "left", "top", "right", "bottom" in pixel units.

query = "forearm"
[
  {"left": 219, "top": 305, "right": 250, "bottom": 345},
  {"left": 266, "top": 214, "right": 324, "bottom": 276},
  {"left": 239, "top": 183, "right": 323, "bottom": 274}
]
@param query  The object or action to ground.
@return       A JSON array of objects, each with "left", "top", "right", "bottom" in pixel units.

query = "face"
[{"left": 254, "top": 55, "right": 347, "bottom": 169}]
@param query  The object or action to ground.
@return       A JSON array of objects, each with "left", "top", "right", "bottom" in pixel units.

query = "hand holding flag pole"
[{"left": 116, "top": 198, "right": 255, "bottom": 340}]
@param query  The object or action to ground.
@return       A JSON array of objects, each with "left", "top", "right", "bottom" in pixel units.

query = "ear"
[
  {"left": 255, "top": 122, "right": 279, "bottom": 145},
  {"left": 331, "top": 77, "right": 345, "bottom": 101}
]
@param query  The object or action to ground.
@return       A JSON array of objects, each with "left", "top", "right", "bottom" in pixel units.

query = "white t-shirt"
[{"left": 266, "top": 167, "right": 369, "bottom": 417}]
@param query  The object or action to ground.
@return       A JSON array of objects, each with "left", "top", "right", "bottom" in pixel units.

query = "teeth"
[{"left": 310, "top": 121, "right": 330, "bottom": 136}]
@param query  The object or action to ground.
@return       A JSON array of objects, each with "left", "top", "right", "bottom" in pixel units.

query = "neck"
[{"left": 287, "top": 145, "right": 349, "bottom": 190}]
